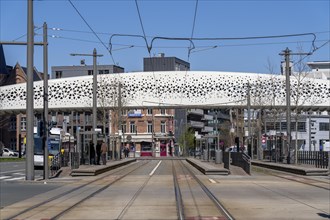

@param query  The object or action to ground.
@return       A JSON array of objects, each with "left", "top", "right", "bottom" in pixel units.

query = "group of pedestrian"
[
  {"left": 123, "top": 146, "right": 130, "bottom": 158},
  {"left": 89, "top": 140, "right": 107, "bottom": 165}
]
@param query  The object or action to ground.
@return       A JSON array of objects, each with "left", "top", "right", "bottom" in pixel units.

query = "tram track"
[
  {"left": 173, "top": 160, "right": 234, "bottom": 220},
  {"left": 4, "top": 160, "right": 150, "bottom": 220},
  {"left": 114, "top": 160, "right": 161, "bottom": 220},
  {"left": 254, "top": 166, "right": 330, "bottom": 190}
]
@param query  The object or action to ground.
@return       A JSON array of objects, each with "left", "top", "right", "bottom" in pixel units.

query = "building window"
[
  {"left": 88, "top": 70, "right": 93, "bottom": 75},
  {"left": 319, "top": 122, "right": 329, "bottom": 131},
  {"left": 130, "top": 121, "right": 136, "bottom": 133},
  {"left": 147, "top": 121, "right": 153, "bottom": 133},
  {"left": 121, "top": 122, "right": 127, "bottom": 134},
  {"left": 147, "top": 108, "right": 153, "bottom": 115},
  {"left": 295, "top": 122, "right": 306, "bottom": 132},
  {"left": 161, "top": 121, "right": 166, "bottom": 133},
  {"left": 85, "top": 113, "right": 91, "bottom": 124},
  {"left": 10, "top": 117, "right": 16, "bottom": 130},
  {"left": 160, "top": 109, "right": 166, "bottom": 115},
  {"left": 21, "top": 117, "right": 27, "bottom": 131},
  {"left": 98, "top": 70, "right": 104, "bottom": 75},
  {"left": 55, "top": 71, "right": 62, "bottom": 79},
  {"left": 121, "top": 110, "right": 127, "bottom": 115},
  {"left": 104, "top": 70, "right": 110, "bottom": 74}
]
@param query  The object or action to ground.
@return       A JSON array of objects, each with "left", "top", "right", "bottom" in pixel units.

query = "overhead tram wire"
[
  {"left": 68, "top": 0, "right": 116, "bottom": 65},
  {"left": 48, "top": 27, "right": 330, "bottom": 39},
  {"left": 45, "top": 33, "right": 328, "bottom": 51},
  {"left": 180, "top": 0, "right": 199, "bottom": 105},
  {"left": 292, "top": 40, "right": 330, "bottom": 67},
  {"left": 11, "top": 26, "right": 43, "bottom": 42},
  {"left": 66, "top": 0, "right": 145, "bottom": 110},
  {"left": 134, "top": 0, "right": 162, "bottom": 106}
]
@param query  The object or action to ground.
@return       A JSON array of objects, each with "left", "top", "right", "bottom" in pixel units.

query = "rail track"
[
  {"left": 3, "top": 160, "right": 150, "bottom": 220},
  {"left": 173, "top": 160, "right": 234, "bottom": 220},
  {"left": 254, "top": 166, "right": 329, "bottom": 190}
]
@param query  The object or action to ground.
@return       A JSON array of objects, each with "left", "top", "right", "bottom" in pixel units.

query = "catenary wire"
[
  {"left": 67, "top": 0, "right": 116, "bottom": 65},
  {"left": 45, "top": 33, "right": 329, "bottom": 50},
  {"left": 134, "top": 0, "right": 162, "bottom": 106}
]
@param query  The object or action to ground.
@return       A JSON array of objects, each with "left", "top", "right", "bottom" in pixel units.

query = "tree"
[
  {"left": 97, "top": 75, "right": 129, "bottom": 159},
  {"left": 178, "top": 127, "right": 195, "bottom": 156}
]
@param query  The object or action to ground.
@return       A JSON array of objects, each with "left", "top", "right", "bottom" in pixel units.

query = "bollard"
[
  {"left": 215, "top": 150, "right": 222, "bottom": 164},
  {"left": 203, "top": 149, "right": 208, "bottom": 161}
]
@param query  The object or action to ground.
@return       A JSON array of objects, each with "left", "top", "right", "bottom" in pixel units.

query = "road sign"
[{"left": 126, "top": 135, "right": 132, "bottom": 141}]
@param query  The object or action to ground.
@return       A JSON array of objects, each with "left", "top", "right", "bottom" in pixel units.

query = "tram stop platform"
[
  {"left": 186, "top": 158, "right": 230, "bottom": 175},
  {"left": 58, "top": 158, "right": 137, "bottom": 177},
  {"left": 251, "top": 160, "right": 329, "bottom": 176}
]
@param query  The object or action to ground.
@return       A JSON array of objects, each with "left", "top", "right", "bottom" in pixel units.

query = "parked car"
[{"left": 2, "top": 148, "right": 18, "bottom": 157}]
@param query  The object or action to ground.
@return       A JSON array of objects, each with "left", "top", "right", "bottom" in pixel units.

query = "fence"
[
  {"left": 297, "top": 151, "right": 329, "bottom": 169},
  {"left": 50, "top": 152, "right": 80, "bottom": 177},
  {"left": 231, "top": 152, "right": 251, "bottom": 175}
]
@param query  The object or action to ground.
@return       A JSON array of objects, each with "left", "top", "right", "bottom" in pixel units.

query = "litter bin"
[
  {"left": 203, "top": 149, "right": 208, "bottom": 161},
  {"left": 215, "top": 150, "right": 222, "bottom": 164}
]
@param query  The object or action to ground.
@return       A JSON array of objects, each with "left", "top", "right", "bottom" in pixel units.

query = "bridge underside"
[{"left": 0, "top": 71, "right": 329, "bottom": 114}]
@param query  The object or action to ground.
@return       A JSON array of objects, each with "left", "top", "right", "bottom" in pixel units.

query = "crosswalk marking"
[
  {"left": 0, "top": 176, "right": 11, "bottom": 180},
  {"left": 209, "top": 178, "right": 217, "bottom": 184},
  {"left": 4, "top": 177, "right": 25, "bottom": 181}
]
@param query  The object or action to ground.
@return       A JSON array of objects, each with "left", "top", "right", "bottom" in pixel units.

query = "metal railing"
[
  {"left": 297, "top": 151, "right": 329, "bottom": 169},
  {"left": 49, "top": 152, "right": 80, "bottom": 178},
  {"left": 231, "top": 152, "right": 251, "bottom": 175}
]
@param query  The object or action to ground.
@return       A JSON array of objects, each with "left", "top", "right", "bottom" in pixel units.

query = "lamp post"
[{"left": 70, "top": 49, "right": 103, "bottom": 154}]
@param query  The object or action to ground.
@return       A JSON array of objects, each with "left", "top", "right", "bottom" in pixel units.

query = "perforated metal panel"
[{"left": 0, "top": 71, "right": 329, "bottom": 112}]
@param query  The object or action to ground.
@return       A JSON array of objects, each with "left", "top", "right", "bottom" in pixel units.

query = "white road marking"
[
  {"left": 13, "top": 173, "right": 25, "bottom": 175},
  {"left": 0, "top": 176, "right": 11, "bottom": 180},
  {"left": 209, "top": 178, "right": 217, "bottom": 183},
  {"left": 4, "top": 177, "right": 25, "bottom": 181},
  {"left": 149, "top": 161, "right": 162, "bottom": 176},
  {"left": 0, "top": 169, "right": 24, "bottom": 175}
]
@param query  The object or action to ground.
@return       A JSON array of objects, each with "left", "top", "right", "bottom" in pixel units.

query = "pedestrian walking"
[{"left": 101, "top": 140, "right": 107, "bottom": 165}]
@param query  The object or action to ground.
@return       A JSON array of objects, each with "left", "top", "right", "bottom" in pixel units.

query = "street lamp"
[{"left": 70, "top": 49, "right": 103, "bottom": 154}]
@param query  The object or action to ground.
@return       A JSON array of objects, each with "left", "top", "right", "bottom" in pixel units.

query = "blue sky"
[{"left": 1, "top": 0, "right": 329, "bottom": 76}]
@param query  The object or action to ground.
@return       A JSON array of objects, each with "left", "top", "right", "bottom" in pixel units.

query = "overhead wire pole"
[
  {"left": 70, "top": 49, "right": 103, "bottom": 160},
  {"left": 247, "top": 83, "right": 252, "bottom": 158},
  {"left": 118, "top": 82, "right": 122, "bottom": 160},
  {"left": 1, "top": 37, "right": 47, "bottom": 180},
  {"left": 280, "top": 47, "right": 312, "bottom": 164},
  {"left": 26, "top": 0, "right": 34, "bottom": 181},
  {"left": 43, "top": 22, "right": 49, "bottom": 179}
]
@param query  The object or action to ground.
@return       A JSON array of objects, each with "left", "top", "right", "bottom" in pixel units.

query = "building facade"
[{"left": 51, "top": 64, "right": 124, "bottom": 79}]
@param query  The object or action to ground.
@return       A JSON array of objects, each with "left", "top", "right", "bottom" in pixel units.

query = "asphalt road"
[{"left": 0, "top": 160, "right": 63, "bottom": 208}]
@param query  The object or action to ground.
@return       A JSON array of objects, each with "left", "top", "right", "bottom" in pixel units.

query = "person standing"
[
  {"left": 101, "top": 140, "right": 107, "bottom": 165},
  {"left": 96, "top": 141, "right": 101, "bottom": 165},
  {"left": 89, "top": 141, "right": 95, "bottom": 165}
]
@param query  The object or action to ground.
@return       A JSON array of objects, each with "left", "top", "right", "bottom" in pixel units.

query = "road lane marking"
[
  {"left": 0, "top": 169, "right": 25, "bottom": 174},
  {"left": 13, "top": 173, "right": 25, "bottom": 175},
  {"left": 0, "top": 176, "right": 11, "bottom": 180},
  {"left": 209, "top": 178, "right": 217, "bottom": 183},
  {"left": 4, "top": 177, "right": 25, "bottom": 181},
  {"left": 149, "top": 161, "right": 162, "bottom": 176}
]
